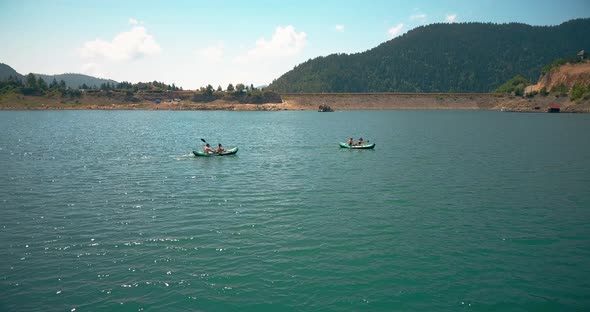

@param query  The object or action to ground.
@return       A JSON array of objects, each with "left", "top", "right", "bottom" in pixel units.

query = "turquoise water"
[{"left": 1, "top": 110, "right": 589, "bottom": 311}]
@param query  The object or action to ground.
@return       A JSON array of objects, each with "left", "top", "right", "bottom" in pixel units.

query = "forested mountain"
[
  {"left": 268, "top": 18, "right": 590, "bottom": 93},
  {"left": 0, "top": 63, "right": 117, "bottom": 88},
  {"left": 33, "top": 73, "right": 117, "bottom": 89},
  {"left": 0, "top": 63, "right": 23, "bottom": 81}
]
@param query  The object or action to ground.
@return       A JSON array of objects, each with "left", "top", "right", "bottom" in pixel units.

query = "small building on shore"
[{"left": 547, "top": 104, "right": 560, "bottom": 113}]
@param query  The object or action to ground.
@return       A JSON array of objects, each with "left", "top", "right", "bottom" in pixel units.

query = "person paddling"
[
  {"left": 203, "top": 143, "right": 215, "bottom": 154},
  {"left": 216, "top": 143, "right": 226, "bottom": 153},
  {"left": 348, "top": 137, "right": 355, "bottom": 146},
  {"left": 358, "top": 137, "right": 364, "bottom": 146}
]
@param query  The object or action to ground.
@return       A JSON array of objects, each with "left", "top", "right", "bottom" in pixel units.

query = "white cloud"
[
  {"left": 81, "top": 62, "right": 103, "bottom": 77},
  {"left": 79, "top": 25, "right": 161, "bottom": 62},
  {"left": 335, "top": 25, "right": 345, "bottom": 32},
  {"left": 234, "top": 25, "right": 307, "bottom": 63},
  {"left": 188, "top": 25, "right": 307, "bottom": 87},
  {"left": 75, "top": 25, "right": 306, "bottom": 89},
  {"left": 446, "top": 14, "right": 457, "bottom": 23},
  {"left": 388, "top": 23, "right": 404, "bottom": 38},
  {"left": 197, "top": 42, "right": 224, "bottom": 63},
  {"left": 410, "top": 13, "right": 427, "bottom": 22},
  {"left": 128, "top": 18, "right": 138, "bottom": 25}
]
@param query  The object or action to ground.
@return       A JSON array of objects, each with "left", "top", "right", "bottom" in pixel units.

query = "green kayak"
[
  {"left": 193, "top": 147, "right": 238, "bottom": 157},
  {"left": 339, "top": 142, "right": 375, "bottom": 149}
]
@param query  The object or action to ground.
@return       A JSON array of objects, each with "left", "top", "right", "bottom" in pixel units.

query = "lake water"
[{"left": 1, "top": 110, "right": 589, "bottom": 311}]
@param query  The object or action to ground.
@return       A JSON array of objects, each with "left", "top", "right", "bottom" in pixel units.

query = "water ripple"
[{"left": 1, "top": 111, "right": 589, "bottom": 311}]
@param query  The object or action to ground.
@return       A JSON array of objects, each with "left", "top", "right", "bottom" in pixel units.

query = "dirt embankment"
[
  {"left": 281, "top": 93, "right": 500, "bottom": 110},
  {"left": 1, "top": 92, "right": 589, "bottom": 112},
  {"left": 281, "top": 93, "right": 590, "bottom": 112},
  {"left": 528, "top": 62, "right": 590, "bottom": 93},
  {"left": 0, "top": 92, "right": 287, "bottom": 111}
]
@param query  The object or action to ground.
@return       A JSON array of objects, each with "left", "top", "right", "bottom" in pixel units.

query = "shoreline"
[{"left": 1, "top": 93, "right": 589, "bottom": 112}]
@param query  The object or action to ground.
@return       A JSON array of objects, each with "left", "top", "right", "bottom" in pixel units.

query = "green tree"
[
  {"left": 227, "top": 83, "right": 234, "bottom": 92},
  {"left": 570, "top": 83, "right": 590, "bottom": 101},
  {"left": 25, "top": 73, "right": 37, "bottom": 89},
  {"left": 0, "top": 75, "right": 23, "bottom": 94},
  {"left": 37, "top": 77, "right": 48, "bottom": 91},
  {"left": 49, "top": 78, "right": 59, "bottom": 89},
  {"left": 205, "top": 84, "right": 214, "bottom": 95},
  {"left": 100, "top": 82, "right": 114, "bottom": 91},
  {"left": 494, "top": 75, "right": 529, "bottom": 94},
  {"left": 117, "top": 81, "right": 133, "bottom": 90},
  {"left": 550, "top": 83, "right": 568, "bottom": 94},
  {"left": 217, "top": 85, "right": 222, "bottom": 92},
  {"left": 235, "top": 83, "right": 245, "bottom": 92}
]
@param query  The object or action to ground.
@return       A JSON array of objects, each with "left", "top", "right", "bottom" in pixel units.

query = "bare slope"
[{"left": 528, "top": 61, "right": 590, "bottom": 93}]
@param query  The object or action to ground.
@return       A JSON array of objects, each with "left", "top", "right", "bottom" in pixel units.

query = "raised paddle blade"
[{"left": 200, "top": 138, "right": 207, "bottom": 143}]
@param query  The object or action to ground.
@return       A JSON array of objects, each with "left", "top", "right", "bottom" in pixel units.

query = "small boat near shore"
[
  {"left": 193, "top": 147, "right": 239, "bottom": 156},
  {"left": 339, "top": 142, "right": 375, "bottom": 149}
]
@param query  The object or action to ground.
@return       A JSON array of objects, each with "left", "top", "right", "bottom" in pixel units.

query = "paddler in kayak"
[
  {"left": 216, "top": 143, "right": 226, "bottom": 153},
  {"left": 203, "top": 143, "right": 215, "bottom": 154},
  {"left": 358, "top": 137, "right": 364, "bottom": 145},
  {"left": 348, "top": 137, "right": 355, "bottom": 146}
]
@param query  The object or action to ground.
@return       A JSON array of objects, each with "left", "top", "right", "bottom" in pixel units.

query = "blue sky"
[{"left": 1, "top": 0, "right": 588, "bottom": 89}]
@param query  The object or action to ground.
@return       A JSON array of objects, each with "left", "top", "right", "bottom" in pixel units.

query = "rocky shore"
[
  {"left": 1, "top": 92, "right": 589, "bottom": 112},
  {"left": 280, "top": 93, "right": 590, "bottom": 112}
]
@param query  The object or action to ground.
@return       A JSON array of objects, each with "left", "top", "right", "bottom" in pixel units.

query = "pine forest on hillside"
[{"left": 268, "top": 19, "right": 590, "bottom": 93}]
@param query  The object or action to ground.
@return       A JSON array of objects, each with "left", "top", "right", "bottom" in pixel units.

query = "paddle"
[
  {"left": 200, "top": 138, "right": 228, "bottom": 154},
  {"left": 200, "top": 138, "right": 215, "bottom": 154}
]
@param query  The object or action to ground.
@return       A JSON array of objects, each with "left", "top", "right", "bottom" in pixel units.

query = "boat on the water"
[
  {"left": 339, "top": 142, "right": 375, "bottom": 149},
  {"left": 193, "top": 147, "right": 239, "bottom": 156}
]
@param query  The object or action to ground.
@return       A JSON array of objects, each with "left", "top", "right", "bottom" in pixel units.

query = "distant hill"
[
  {"left": 268, "top": 18, "right": 590, "bottom": 93},
  {"left": 0, "top": 63, "right": 23, "bottom": 81},
  {"left": 33, "top": 73, "right": 117, "bottom": 89},
  {"left": 0, "top": 63, "right": 117, "bottom": 89}
]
